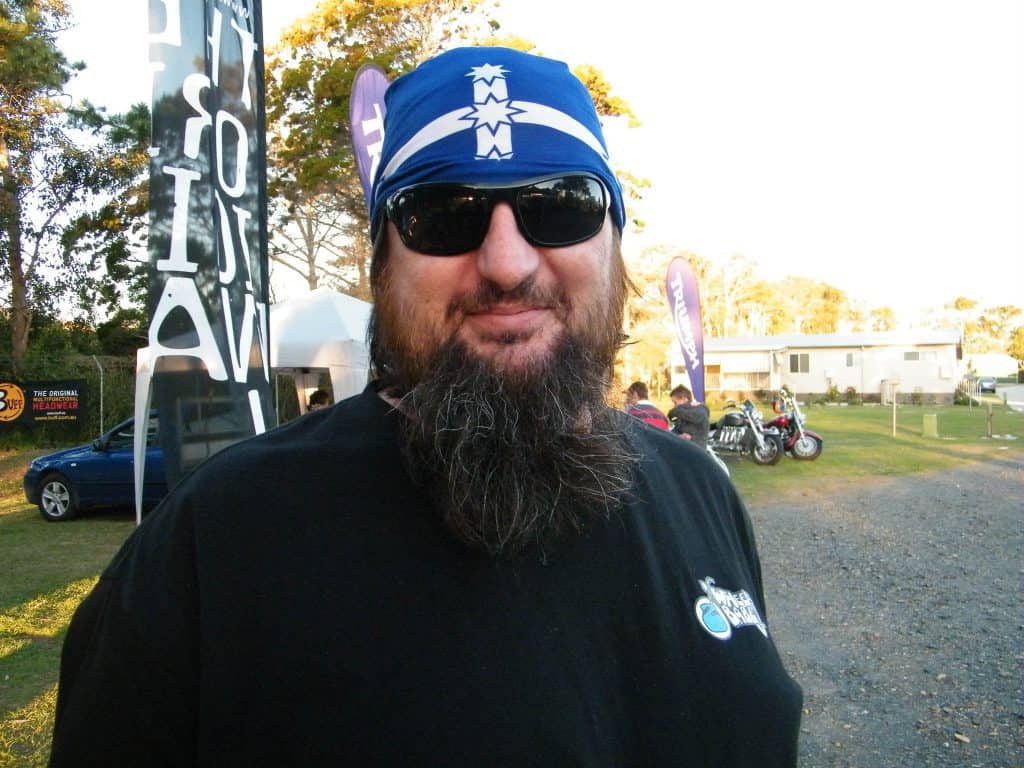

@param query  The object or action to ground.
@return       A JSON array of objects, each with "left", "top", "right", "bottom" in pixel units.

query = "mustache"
[{"left": 445, "top": 276, "right": 568, "bottom": 319}]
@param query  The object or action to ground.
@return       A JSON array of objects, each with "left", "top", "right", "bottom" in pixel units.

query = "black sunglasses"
[{"left": 380, "top": 174, "right": 608, "bottom": 256}]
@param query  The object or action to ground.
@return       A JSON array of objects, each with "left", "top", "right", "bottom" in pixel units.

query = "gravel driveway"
[{"left": 750, "top": 451, "right": 1023, "bottom": 768}]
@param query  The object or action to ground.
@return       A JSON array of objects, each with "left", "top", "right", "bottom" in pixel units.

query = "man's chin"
[{"left": 397, "top": 332, "right": 638, "bottom": 557}]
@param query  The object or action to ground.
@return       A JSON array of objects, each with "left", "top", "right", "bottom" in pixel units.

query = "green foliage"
[
  {"left": 59, "top": 102, "right": 152, "bottom": 314},
  {"left": 825, "top": 384, "right": 842, "bottom": 403},
  {"left": 953, "top": 385, "right": 972, "bottom": 406},
  {"left": 94, "top": 308, "right": 147, "bottom": 357},
  {"left": 1, "top": 2, "right": 150, "bottom": 369},
  {"left": 844, "top": 386, "right": 861, "bottom": 405},
  {"left": 263, "top": 0, "right": 641, "bottom": 299},
  {"left": 263, "top": 0, "right": 503, "bottom": 298}
]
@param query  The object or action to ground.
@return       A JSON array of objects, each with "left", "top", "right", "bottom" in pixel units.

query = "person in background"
[
  {"left": 307, "top": 388, "right": 331, "bottom": 410},
  {"left": 623, "top": 380, "right": 670, "bottom": 429},
  {"left": 50, "top": 45, "right": 801, "bottom": 767},
  {"left": 668, "top": 383, "right": 711, "bottom": 447}
]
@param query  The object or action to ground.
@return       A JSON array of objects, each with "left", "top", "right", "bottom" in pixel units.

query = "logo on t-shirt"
[{"left": 694, "top": 577, "right": 768, "bottom": 640}]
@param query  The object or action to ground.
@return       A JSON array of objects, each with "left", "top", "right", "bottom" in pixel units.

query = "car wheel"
[{"left": 39, "top": 473, "right": 79, "bottom": 522}]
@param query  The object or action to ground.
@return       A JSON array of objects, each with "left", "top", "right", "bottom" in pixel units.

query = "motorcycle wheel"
[
  {"left": 791, "top": 434, "right": 823, "bottom": 460},
  {"left": 752, "top": 433, "right": 784, "bottom": 465}
]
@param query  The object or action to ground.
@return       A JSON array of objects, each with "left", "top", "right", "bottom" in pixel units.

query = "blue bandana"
[{"left": 370, "top": 46, "right": 626, "bottom": 235}]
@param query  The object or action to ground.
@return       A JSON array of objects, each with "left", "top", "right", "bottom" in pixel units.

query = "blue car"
[{"left": 23, "top": 414, "right": 167, "bottom": 521}]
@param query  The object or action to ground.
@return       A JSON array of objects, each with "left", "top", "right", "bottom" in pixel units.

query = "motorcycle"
[
  {"left": 765, "top": 388, "right": 824, "bottom": 460},
  {"left": 707, "top": 400, "right": 784, "bottom": 466},
  {"left": 704, "top": 444, "right": 731, "bottom": 477}
]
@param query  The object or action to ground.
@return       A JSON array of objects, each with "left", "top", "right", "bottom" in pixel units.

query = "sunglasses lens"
[
  {"left": 516, "top": 176, "right": 607, "bottom": 247},
  {"left": 387, "top": 175, "right": 608, "bottom": 256},
  {"left": 388, "top": 187, "right": 491, "bottom": 256}
]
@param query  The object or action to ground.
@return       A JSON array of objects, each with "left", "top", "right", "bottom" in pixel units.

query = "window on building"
[
  {"left": 789, "top": 353, "right": 809, "bottom": 373},
  {"left": 904, "top": 351, "right": 920, "bottom": 361},
  {"left": 846, "top": 353, "right": 854, "bottom": 367}
]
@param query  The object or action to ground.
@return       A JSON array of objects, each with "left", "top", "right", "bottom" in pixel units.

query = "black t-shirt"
[{"left": 51, "top": 384, "right": 801, "bottom": 767}]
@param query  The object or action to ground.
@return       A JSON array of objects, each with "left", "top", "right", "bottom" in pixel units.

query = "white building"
[{"left": 669, "top": 330, "right": 963, "bottom": 403}]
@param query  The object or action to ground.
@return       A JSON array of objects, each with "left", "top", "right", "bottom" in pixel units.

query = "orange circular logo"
[{"left": 0, "top": 382, "right": 26, "bottom": 422}]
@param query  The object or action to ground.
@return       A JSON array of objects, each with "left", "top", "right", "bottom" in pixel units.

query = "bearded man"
[{"left": 51, "top": 47, "right": 802, "bottom": 767}]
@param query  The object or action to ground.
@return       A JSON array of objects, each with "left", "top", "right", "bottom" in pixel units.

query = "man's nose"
[{"left": 475, "top": 202, "right": 540, "bottom": 290}]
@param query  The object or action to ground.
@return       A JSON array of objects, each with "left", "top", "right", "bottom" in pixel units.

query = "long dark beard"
[{"left": 396, "top": 335, "right": 638, "bottom": 558}]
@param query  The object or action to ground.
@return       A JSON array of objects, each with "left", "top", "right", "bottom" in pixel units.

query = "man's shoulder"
[
  {"left": 628, "top": 415, "right": 724, "bottom": 483},
  {"left": 215, "top": 387, "right": 387, "bottom": 461},
  {"left": 136, "top": 386, "right": 405, "bottom": 540},
  {"left": 167, "top": 386, "right": 398, "bottom": 503}
]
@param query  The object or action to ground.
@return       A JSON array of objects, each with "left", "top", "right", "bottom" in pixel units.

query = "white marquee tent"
[
  {"left": 269, "top": 287, "right": 373, "bottom": 414},
  {"left": 133, "top": 288, "right": 372, "bottom": 523}
]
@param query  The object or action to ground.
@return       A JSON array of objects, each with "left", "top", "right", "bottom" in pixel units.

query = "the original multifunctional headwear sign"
[
  {"left": 0, "top": 381, "right": 85, "bottom": 425},
  {"left": 147, "top": 0, "right": 271, "bottom": 483}
]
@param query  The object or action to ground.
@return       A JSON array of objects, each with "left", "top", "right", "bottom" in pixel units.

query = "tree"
[
  {"left": 1, "top": 1, "right": 150, "bottom": 369},
  {"left": 619, "top": 245, "right": 684, "bottom": 390},
  {"left": 938, "top": 298, "right": 1022, "bottom": 354},
  {"left": 800, "top": 284, "right": 847, "bottom": 334},
  {"left": 975, "top": 305, "right": 1022, "bottom": 352},
  {"left": 870, "top": 306, "right": 896, "bottom": 331},
  {"left": 264, "top": 0, "right": 640, "bottom": 299},
  {"left": 60, "top": 102, "right": 152, "bottom": 313},
  {"left": 1008, "top": 326, "right": 1024, "bottom": 374},
  {"left": 264, "top": 0, "right": 499, "bottom": 299},
  {"left": 1, "top": 0, "right": 78, "bottom": 368}
]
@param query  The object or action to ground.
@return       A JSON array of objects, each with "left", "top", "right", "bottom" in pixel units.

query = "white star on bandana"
[
  {"left": 468, "top": 98, "right": 523, "bottom": 130},
  {"left": 467, "top": 63, "right": 509, "bottom": 83}
]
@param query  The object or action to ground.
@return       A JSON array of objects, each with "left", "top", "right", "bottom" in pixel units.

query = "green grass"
[
  {"left": 0, "top": 449, "right": 135, "bottom": 767},
  {"left": 1, "top": 400, "right": 1022, "bottom": 764},
  {"left": 719, "top": 398, "right": 1023, "bottom": 505}
]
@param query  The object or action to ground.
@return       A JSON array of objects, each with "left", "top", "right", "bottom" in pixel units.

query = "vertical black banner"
[{"left": 147, "top": 0, "right": 271, "bottom": 485}]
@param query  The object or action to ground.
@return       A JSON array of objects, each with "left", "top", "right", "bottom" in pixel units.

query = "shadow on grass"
[{"left": 0, "top": 578, "right": 96, "bottom": 759}]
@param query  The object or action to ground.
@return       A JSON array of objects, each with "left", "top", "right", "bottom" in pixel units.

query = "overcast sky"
[{"left": 61, "top": 0, "right": 1023, "bottom": 319}]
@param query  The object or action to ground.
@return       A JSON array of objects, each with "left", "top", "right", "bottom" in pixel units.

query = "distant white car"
[{"left": 977, "top": 376, "right": 997, "bottom": 394}]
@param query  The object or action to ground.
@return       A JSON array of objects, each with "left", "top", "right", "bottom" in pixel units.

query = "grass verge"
[
  {"left": 722, "top": 400, "right": 1022, "bottom": 505},
  {"left": 0, "top": 449, "right": 134, "bottom": 767}
]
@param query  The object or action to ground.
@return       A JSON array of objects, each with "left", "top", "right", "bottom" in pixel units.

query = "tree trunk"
[{"left": 0, "top": 135, "right": 31, "bottom": 372}]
